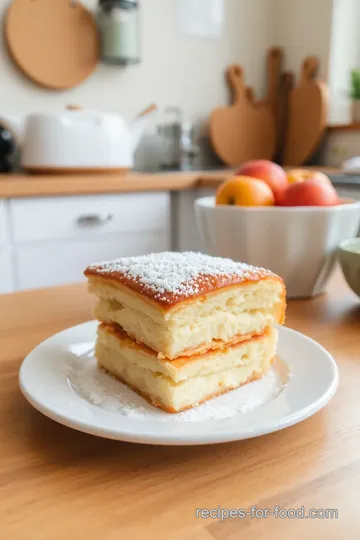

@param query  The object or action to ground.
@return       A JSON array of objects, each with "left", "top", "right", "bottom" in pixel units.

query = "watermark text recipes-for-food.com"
[{"left": 196, "top": 505, "right": 339, "bottom": 521}]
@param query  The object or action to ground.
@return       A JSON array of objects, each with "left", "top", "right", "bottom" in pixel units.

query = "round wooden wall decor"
[{"left": 5, "top": 0, "right": 100, "bottom": 90}]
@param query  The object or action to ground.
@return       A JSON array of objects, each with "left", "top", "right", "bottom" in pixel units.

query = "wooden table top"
[{"left": 1, "top": 272, "right": 359, "bottom": 539}]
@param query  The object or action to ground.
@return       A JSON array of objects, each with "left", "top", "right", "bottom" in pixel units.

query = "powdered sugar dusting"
[
  {"left": 67, "top": 353, "right": 287, "bottom": 422},
  {"left": 86, "top": 251, "right": 276, "bottom": 304}
]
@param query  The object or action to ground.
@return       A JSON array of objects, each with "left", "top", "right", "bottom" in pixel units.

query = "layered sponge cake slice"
[
  {"left": 85, "top": 251, "right": 286, "bottom": 413},
  {"left": 96, "top": 323, "right": 279, "bottom": 413},
  {"left": 85, "top": 252, "right": 286, "bottom": 360}
]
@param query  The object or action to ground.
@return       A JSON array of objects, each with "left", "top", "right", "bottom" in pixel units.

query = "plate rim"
[{"left": 19, "top": 322, "right": 339, "bottom": 446}]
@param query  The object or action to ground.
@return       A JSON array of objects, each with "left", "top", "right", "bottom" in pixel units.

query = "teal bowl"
[{"left": 338, "top": 238, "right": 360, "bottom": 298}]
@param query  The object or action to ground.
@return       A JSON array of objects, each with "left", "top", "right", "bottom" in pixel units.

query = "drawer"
[
  {"left": 14, "top": 231, "right": 170, "bottom": 290},
  {"left": 0, "top": 247, "right": 14, "bottom": 293},
  {"left": 10, "top": 193, "right": 170, "bottom": 243},
  {"left": 0, "top": 199, "right": 9, "bottom": 245}
]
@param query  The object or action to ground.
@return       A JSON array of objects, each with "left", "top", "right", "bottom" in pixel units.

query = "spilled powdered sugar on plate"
[{"left": 67, "top": 348, "right": 288, "bottom": 423}]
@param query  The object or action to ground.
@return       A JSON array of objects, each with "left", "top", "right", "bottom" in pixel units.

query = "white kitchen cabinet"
[
  {"left": 10, "top": 193, "right": 169, "bottom": 242},
  {"left": 0, "top": 199, "right": 9, "bottom": 245},
  {"left": 174, "top": 188, "right": 216, "bottom": 252},
  {"left": 1, "top": 191, "right": 171, "bottom": 292},
  {"left": 0, "top": 200, "right": 12, "bottom": 293},
  {"left": 0, "top": 247, "right": 14, "bottom": 293},
  {"left": 15, "top": 231, "right": 168, "bottom": 290}
]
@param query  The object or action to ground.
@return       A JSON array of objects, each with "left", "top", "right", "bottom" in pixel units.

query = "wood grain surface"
[
  {"left": 0, "top": 171, "right": 200, "bottom": 198},
  {"left": 5, "top": 0, "right": 99, "bottom": 89},
  {"left": 209, "top": 64, "right": 276, "bottom": 166},
  {"left": 0, "top": 271, "right": 359, "bottom": 539},
  {"left": 265, "top": 47, "right": 283, "bottom": 120},
  {"left": 327, "top": 122, "right": 360, "bottom": 132},
  {"left": 0, "top": 167, "right": 345, "bottom": 199},
  {"left": 283, "top": 56, "right": 328, "bottom": 166},
  {"left": 275, "top": 71, "right": 294, "bottom": 161}
]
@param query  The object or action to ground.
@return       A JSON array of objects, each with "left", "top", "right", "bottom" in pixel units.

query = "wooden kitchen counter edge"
[
  {"left": 0, "top": 171, "right": 229, "bottom": 198},
  {"left": 0, "top": 166, "right": 344, "bottom": 198}
]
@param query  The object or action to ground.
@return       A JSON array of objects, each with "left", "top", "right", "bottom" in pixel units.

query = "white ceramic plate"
[{"left": 19, "top": 321, "right": 338, "bottom": 446}]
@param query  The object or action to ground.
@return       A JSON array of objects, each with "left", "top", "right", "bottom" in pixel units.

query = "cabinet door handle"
[{"left": 76, "top": 213, "right": 114, "bottom": 226}]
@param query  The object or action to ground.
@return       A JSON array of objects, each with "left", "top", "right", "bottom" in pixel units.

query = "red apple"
[
  {"left": 281, "top": 178, "right": 339, "bottom": 206},
  {"left": 235, "top": 160, "right": 288, "bottom": 204}
]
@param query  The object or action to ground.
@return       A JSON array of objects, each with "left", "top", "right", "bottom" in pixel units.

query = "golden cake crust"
[{"left": 85, "top": 251, "right": 284, "bottom": 310}]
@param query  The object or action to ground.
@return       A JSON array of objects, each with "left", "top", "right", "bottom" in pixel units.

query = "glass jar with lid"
[{"left": 98, "top": 0, "right": 140, "bottom": 65}]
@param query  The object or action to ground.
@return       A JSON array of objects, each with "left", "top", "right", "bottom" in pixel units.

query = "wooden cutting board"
[
  {"left": 5, "top": 0, "right": 100, "bottom": 90},
  {"left": 283, "top": 56, "right": 328, "bottom": 165},
  {"left": 209, "top": 64, "right": 276, "bottom": 166},
  {"left": 265, "top": 47, "right": 283, "bottom": 118},
  {"left": 209, "top": 50, "right": 280, "bottom": 167},
  {"left": 275, "top": 71, "right": 294, "bottom": 162}
]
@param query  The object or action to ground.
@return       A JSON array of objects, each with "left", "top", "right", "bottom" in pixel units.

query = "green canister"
[{"left": 98, "top": 0, "right": 140, "bottom": 65}]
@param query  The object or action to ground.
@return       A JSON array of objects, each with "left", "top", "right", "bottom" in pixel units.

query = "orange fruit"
[{"left": 216, "top": 176, "right": 275, "bottom": 206}]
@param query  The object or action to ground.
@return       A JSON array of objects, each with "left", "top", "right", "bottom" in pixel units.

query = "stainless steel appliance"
[{"left": 157, "top": 107, "right": 199, "bottom": 170}]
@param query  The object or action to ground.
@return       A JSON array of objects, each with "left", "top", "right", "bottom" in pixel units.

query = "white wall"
[
  {"left": 270, "top": 0, "right": 334, "bottom": 79},
  {"left": 0, "top": 0, "right": 355, "bottom": 164},
  {"left": 328, "top": 0, "right": 360, "bottom": 123},
  {"left": 271, "top": 0, "right": 360, "bottom": 125},
  {"left": 0, "top": 0, "right": 274, "bottom": 125}
]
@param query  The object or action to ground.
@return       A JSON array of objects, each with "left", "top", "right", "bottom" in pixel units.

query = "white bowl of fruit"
[{"left": 195, "top": 160, "right": 360, "bottom": 298}]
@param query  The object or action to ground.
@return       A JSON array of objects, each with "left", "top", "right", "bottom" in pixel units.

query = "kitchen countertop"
[
  {"left": 0, "top": 170, "right": 228, "bottom": 198},
  {"left": 0, "top": 167, "right": 356, "bottom": 198},
  {"left": 1, "top": 272, "right": 359, "bottom": 538}
]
